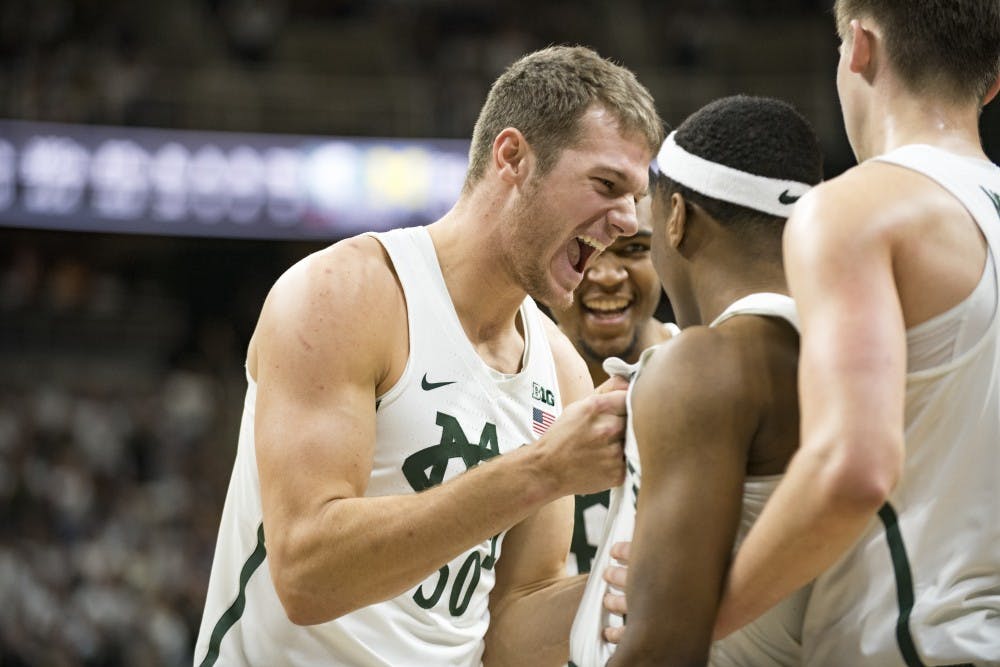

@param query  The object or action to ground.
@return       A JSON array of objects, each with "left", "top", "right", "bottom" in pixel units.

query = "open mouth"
[{"left": 570, "top": 235, "right": 605, "bottom": 273}]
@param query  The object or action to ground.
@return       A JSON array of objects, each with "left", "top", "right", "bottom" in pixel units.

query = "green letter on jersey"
[{"left": 402, "top": 412, "right": 500, "bottom": 492}]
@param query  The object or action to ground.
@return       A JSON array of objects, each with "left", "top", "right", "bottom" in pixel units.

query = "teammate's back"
[
  {"left": 798, "top": 145, "right": 1000, "bottom": 665},
  {"left": 713, "top": 2, "right": 1000, "bottom": 663}
]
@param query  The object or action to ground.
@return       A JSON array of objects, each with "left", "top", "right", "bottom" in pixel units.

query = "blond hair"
[{"left": 464, "top": 45, "right": 663, "bottom": 192}]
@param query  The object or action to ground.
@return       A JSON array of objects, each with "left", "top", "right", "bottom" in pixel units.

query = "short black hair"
[
  {"left": 652, "top": 95, "right": 823, "bottom": 244},
  {"left": 836, "top": 0, "right": 1000, "bottom": 103}
]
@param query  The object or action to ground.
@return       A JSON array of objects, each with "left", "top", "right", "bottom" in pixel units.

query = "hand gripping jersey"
[
  {"left": 799, "top": 146, "right": 1000, "bottom": 667},
  {"left": 569, "top": 293, "right": 803, "bottom": 667},
  {"left": 194, "top": 226, "right": 563, "bottom": 667}
]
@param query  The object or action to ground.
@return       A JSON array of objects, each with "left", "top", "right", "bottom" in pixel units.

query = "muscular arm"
[
  {"left": 483, "top": 317, "right": 598, "bottom": 667},
  {"left": 255, "top": 239, "right": 627, "bottom": 625},
  {"left": 714, "top": 181, "right": 906, "bottom": 637},
  {"left": 607, "top": 330, "right": 755, "bottom": 666}
]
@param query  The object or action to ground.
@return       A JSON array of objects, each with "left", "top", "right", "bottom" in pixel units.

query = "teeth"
[
  {"left": 578, "top": 235, "right": 606, "bottom": 253},
  {"left": 584, "top": 298, "right": 631, "bottom": 313}
]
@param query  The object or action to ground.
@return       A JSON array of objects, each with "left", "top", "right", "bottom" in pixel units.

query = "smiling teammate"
[{"left": 194, "top": 46, "right": 663, "bottom": 667}]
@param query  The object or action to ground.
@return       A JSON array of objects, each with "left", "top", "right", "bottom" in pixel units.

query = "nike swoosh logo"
[
  {"left": 778, "top": 190, "right": 801, "bottom": 205},
  {"left": 421, "top": 373, "right": 456, "bottom": 391}
]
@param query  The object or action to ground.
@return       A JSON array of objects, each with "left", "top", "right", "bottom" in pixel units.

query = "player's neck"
[
  {"left": 635, "top": 319, "right": 672, "bottom": 358},
  {"left": 694, "top": 261, "right": 787, "bottom": 327},
  {"left": 585, "top": 359, "right": 610, "bottom": 387},
  {"left": 427, "top": 206, "right": 527, "bottom": 345},
  {"left": 859, "top": 89, "right": 986, "bottom": 162}
]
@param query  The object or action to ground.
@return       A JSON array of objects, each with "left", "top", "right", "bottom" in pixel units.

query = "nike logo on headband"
[{"left": 778, "top": 190, "right": 801, "bottom": 205}]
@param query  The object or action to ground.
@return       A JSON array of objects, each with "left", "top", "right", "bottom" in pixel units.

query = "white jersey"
[
  {"left": 800, "top": 146, "right": 1000, "bottom": 666},
  {"left": 194, "top": 226, "right": 563, "bottom": 667},
  {"left": 569, "top": 293, "right": 802, "bottom": 667}
]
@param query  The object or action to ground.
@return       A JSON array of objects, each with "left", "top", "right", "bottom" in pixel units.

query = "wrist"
[{"left": 507, "top": 441, "right": 565, "bottom": 504}]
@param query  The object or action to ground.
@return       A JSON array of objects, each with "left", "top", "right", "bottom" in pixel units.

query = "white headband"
[{"left": 653, "top": 131, "right": 812, "bottom": 217}]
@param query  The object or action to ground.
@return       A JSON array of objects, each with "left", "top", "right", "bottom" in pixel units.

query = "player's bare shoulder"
[
  {"left": 248, "top": 234, "right": 406, "bottom": 385},
  {"left": 633, "top": 325, "right": 762, "bottom": 429},
  {"left": 635, "top": 326, "right": 744, "bottom": 398},
  {"left": 789, "top": 160, "right": 968, "bottom": 250},
  {"left": 630, "top": 325, "right": 762, "bottom": 459}
]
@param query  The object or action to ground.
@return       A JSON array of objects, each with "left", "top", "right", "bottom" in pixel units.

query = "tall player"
[
  {"left": 570, "top": 94, "right": 824, "bottom": 666},
  {"left": 194, "top": 46, "right": 663, "bottom": 667},
  {"left": 550, "top": 200, "right": 676, "bottom": 576},
  {"left": 715, "top": 2, "right": 1000, "bottom": 664}
]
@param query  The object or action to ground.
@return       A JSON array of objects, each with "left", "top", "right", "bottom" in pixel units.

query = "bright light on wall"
[{"left": 0, "top": 120, "right": 470, "bottom": 240}]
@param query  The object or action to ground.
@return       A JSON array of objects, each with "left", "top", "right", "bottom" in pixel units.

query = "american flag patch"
[{"left": 532, "top": 407, "right": 555, "bottom": 436}]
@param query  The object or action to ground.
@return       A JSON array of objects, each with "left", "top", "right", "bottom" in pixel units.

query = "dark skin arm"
[{"left": 606, "top": 327, "right": 759, "bottom": 666}]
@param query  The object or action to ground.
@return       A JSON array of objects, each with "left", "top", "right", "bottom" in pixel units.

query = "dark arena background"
[{"left": 1, "top": 1, "right": 998, "bottom": 664}]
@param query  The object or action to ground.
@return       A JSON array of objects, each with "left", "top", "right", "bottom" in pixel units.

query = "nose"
[
  {"left": 608, "top": 196, "right": 639, "bottom": 238},
  {"left": 586, "top": 251, "right": 627, "bottom": 286}
]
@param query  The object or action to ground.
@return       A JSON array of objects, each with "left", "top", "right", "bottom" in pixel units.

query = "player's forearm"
[
  {"left": 482, "top": 574, "right": 586, "bottom": 667},
  {"left": 609, "top": 630, "right": 708, "bottom": 667},
  {"left": 713, "top": 435, "right": 900, "bottom": 638},
  {"left": 269, "top": 444, "right": 564, "bottom": 625},
  {"left": 607, "top": 561, "right": 719, "bottom": 667}
]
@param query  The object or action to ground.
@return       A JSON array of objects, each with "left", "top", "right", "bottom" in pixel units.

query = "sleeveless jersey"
[
  {"left": 194, "top": 226, "right": 563, "bottom": 667},
  {"left": 569, "top": 293, "right": 801, "bottom": 667},
  {"left": 800, "top": 146, "right": 1000, "bottom": 666}
]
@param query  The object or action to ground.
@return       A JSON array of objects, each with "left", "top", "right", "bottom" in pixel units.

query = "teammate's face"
[
  {"left": 503, "top": 106, "right": 652, "bottom": 310},
  {"left": 551, "top": 197, "right": 660, "bottom": 363}
]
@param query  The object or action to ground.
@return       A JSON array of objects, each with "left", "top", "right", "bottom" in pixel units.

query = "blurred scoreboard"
[{"left": 0, "top": 120, "right": 470, "bottom": 240}]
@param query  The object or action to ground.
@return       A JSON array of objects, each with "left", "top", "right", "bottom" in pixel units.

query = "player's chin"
[
  {"left": 585, "top": 335, "right": 634, "bottom": 361},
  {"left": 544, "top": 288, "right": 574, "bottom": 312},
  {"left": 537, "top": 274, "right": 578, "bottom": 312}
]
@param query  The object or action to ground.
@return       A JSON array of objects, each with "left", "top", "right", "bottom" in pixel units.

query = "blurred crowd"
[
  {"left": 0, "top": 0, "right": 836, "bottom": 139},
  {"left": 0, "top": 371, "right": 227, "bottom": 665},
  {"left": 0, "top": 232, "right": 312, "bottom": 665}
]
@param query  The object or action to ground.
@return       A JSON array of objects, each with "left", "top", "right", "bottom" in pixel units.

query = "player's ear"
[
  {"left": 666, "top": 192, "right": 687, "bottom": 249},
  {"left": 847, "top": 19, "right": 873, "bottom": 76},
  {"left": 494, "top": 128, "right": 532, "bottom": 186},
  {"left": 983, "top": 73, "right": 1000, "bottom": 107}
]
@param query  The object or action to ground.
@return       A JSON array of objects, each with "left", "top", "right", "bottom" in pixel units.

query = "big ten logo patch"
[{"left": 532, "top": 381, "right": 555, "bottom": 406}]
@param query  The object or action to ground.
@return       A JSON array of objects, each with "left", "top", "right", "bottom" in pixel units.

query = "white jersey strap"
[{"left": 710, "top": 292, "right": 799, "bottom": 333}]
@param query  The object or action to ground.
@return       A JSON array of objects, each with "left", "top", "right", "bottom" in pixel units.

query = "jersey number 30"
[{"left": 413, "top": 534, "right": 500, "bottom": 616}]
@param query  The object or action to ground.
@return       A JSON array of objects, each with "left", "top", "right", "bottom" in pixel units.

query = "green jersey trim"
[
  {"left": 199, "top": 523, "right": 267, "bottom": 667},
  {"left": 878, "top": 503, "right": 973, "bottom": 667},
  {"left": 981, "top": 186, "right": 1000, "bottom": 221}
]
